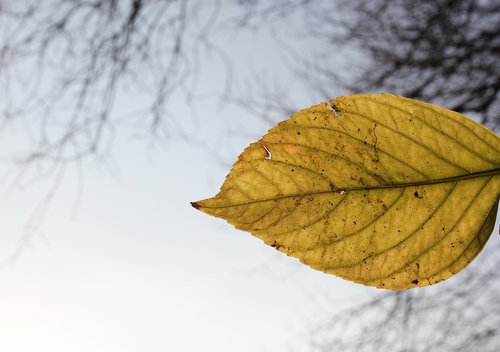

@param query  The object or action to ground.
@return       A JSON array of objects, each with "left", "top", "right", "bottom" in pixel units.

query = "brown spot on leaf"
[{"left": 271, "top": 241, "right": 282, "bottom": 250}]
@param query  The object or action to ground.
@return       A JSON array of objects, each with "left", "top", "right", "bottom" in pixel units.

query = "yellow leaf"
[{"left": 192, "top": 94, "right": 500, "bottom": 290}]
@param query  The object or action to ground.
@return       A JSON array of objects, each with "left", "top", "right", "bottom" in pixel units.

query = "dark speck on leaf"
[
  {"left": 412, "top": 279, "right": 419, "bottom": 284},
  {"left": 271, "top": 241, "right": 282, "bottom": 250}
]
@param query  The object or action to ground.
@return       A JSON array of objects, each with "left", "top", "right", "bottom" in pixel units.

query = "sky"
[
  {"left": 0, "top": 5, "right": 368, "bottom": 351},
  {"left": 0, "top": 136, "right": 376, "bottom": 352},
  {"left": 0, "top": 2, "right": 498, "bottom": 352}
]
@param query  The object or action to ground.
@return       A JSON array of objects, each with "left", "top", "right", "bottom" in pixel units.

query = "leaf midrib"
[{"left": 195, "top": 168, "right": 500, "bottom": 209}]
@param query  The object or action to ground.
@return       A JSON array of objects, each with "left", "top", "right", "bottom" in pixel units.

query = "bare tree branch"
[
  {"left": 300, "top": 0, "right": 500, "bottom": 130},
  {"left": 0, "top": 0, "right": 234, "bottom": 168},
  {"left": 0, "top": 0, "right": 264, "bottom": 258}
]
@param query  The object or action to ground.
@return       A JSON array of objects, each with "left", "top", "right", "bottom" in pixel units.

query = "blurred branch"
[
  {"left": 302, "top": 0, "right": 500, "bottom": 130},
  {"left": 230, "top": 70, "right": 299, "bottom": 124},
  {"left": 0, "top": 0, "right": 231, "bottom": 168},
  {"left": 308, "top": 243, "right": 500, "bottom": 352},
  {"left": 239, "top": 0, "right": 500, "bottom": 129},
  {"left": 0, "top": 0, "right": 268, "bottom": 258}
]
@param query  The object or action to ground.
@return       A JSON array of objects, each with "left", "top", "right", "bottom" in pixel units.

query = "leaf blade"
[{"left": 193, "top": 94, "right": 500, "bottom": 289}]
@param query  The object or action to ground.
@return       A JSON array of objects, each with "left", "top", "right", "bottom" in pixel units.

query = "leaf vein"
[{"left": 369, "top": 177, "right": 491, "bottom": 282}]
